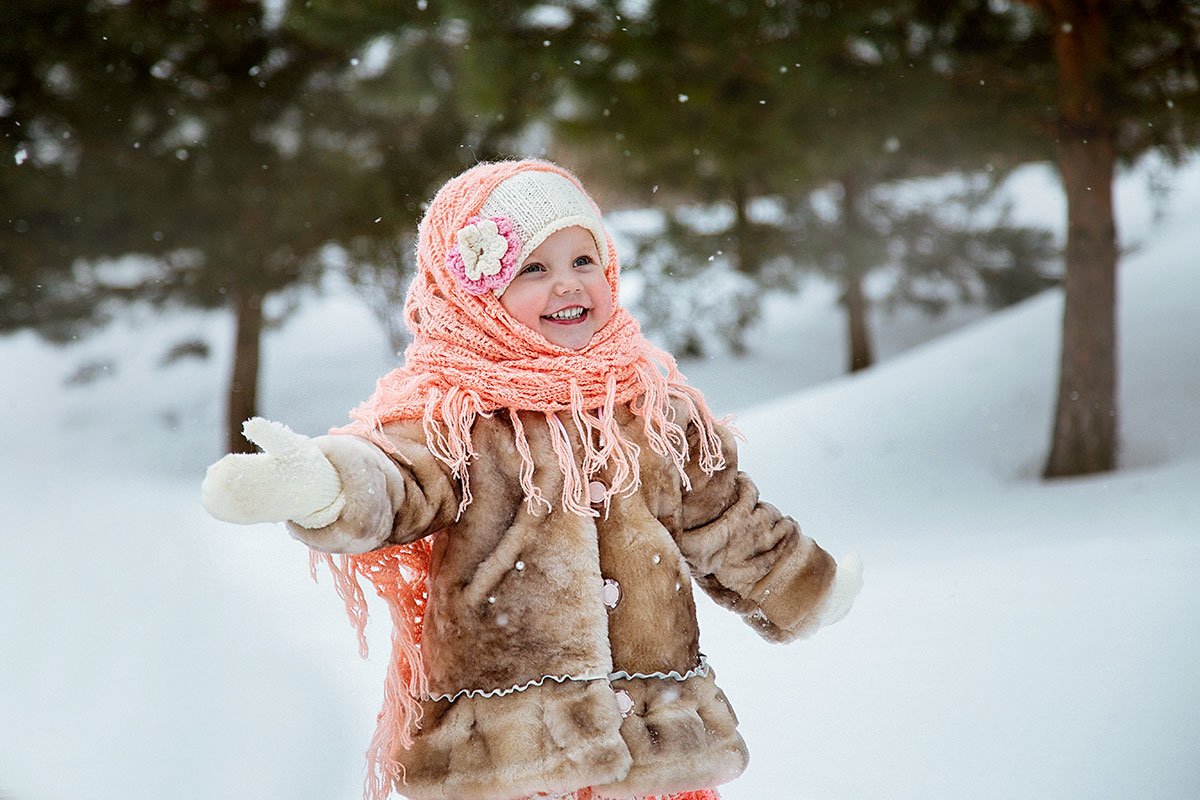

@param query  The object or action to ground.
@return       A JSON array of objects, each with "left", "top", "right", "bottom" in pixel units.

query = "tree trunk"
[
  {"left": 727, "top": 177, "right": 762, "bottom": 356},
  {"left": 226, "top": 288, "right": 263, "bottom": 454},
  {"left": 1043, "top": 0, "right": 1119, "bottom": 478},
  {"left": 844, "top": 272, "right": 874, "bottom": 372},
  {"left": 841, "top": 173, "right": 875, "bottom": 373},
  {"left": 731, "top": 177, "right": 759, "bottom": 276}
]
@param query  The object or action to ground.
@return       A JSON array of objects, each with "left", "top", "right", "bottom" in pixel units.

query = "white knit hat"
[{"left": 479, "top": 169, "right": 608, "bottom": 296}]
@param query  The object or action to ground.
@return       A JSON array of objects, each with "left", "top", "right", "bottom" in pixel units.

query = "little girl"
[{"left": 202, "top": 159, "right": 862, "bottom": 800}]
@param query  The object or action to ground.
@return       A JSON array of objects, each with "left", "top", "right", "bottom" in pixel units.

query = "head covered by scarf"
[{"left": 311, "top": 159, "right": 727, "bottom": 800}]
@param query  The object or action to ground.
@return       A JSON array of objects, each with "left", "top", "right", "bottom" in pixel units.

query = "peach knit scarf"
[{"left": 310, "top": 160, "right": 727, "bottom": 800}]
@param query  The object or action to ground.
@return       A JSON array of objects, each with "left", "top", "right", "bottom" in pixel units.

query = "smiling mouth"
[{"left": 543, "top": 306, "right": 587, "bottom": 322}]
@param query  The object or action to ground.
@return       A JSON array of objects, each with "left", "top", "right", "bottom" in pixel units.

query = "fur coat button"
[
  {"left": 602, "top": 578, "right": 620, "bottom": 609},
  {"left": 613, "top": 688, "right": 634, "bottom": 717},
  {"left": 588, "top": 480, "right": 606, "bottom": 504}
]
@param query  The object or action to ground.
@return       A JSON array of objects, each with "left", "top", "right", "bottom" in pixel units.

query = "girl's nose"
[{"left": 553, "top": 274, "right": 583, "bottom": 294}]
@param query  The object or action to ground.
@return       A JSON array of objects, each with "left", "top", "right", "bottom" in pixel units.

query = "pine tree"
[
  {"left": 1033, "top": 0, "right": 1200, "bottom": 477},
  {"left": 2, "top": 0, "right": 392, "bottom": 450},
  {"left": 557, "top": 0, "right": 1053, "bottom": 367},
  {"left": 906, "top": 0, "right": 1200, "bottom": 476},
  {"left": 2, "top": 0, "right": 613, "bottom": 451}
]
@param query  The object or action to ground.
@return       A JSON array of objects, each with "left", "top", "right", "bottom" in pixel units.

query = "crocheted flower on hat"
[{"left": 446, "top": 215, "right": 521, "bottom": 295}]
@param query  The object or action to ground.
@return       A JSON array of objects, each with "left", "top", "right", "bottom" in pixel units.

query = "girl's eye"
[
  {"left": 519, "top": 262, "right": 545, "bottom": 275},
  {"left": 573, "top": 255, "right": 595, "bottom": 268}
]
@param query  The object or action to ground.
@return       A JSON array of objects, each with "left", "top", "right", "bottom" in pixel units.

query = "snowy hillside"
[{"left": 2, "top": 161, "right": 1198, "bottom": 800}]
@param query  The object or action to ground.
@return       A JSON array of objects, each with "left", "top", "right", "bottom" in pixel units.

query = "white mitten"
[
  {"left": 817, "top": 551, "right": 863, "bottom": 627},
  {"left": 201, "top": 417, "right": 346, "bottom": 529}
]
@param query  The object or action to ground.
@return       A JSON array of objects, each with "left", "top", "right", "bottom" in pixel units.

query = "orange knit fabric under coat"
[
  {"left": 311, "top": 160, "right": 728, "bottom": 800},
  {"left": 549, "top": 790, "right": 720, "bottom": 800}
]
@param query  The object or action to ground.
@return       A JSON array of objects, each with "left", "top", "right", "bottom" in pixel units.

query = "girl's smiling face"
[{"left": 498, "top": 225, "right": 613, "bottom": 350}]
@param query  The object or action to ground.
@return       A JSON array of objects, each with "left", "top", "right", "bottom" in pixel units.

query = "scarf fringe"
[
  {"left": 546, "top": 410, "right": 597, "bottom": 517},
  {"left": 509, "top": 408, "right": 554, "bottom": 516},
  {"left": 569, "top": 375, "right": 638, "bottom": 514},
  {"left": 309, "top": 543, "right": 432, "bottom": 800}
]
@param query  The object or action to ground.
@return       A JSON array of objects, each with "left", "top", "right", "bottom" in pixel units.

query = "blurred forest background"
[{"left": 2, "top": 0, "right": 1198, "bottom": 475}]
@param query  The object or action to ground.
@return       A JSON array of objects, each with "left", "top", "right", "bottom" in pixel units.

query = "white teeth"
[{"left": 546, "top": 307, "right": 585, "bottom": 320}]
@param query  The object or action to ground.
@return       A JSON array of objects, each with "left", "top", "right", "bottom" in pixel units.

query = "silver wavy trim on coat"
[
  {"left": 424, "top": 655, "right": 711, "bottom": 702},
  {"left": 607, "top": 654, "right": 710, "bottom": 684}
]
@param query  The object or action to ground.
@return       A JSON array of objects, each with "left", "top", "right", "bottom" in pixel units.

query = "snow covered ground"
[{"left": 2, "top": 161, "right": 1198, "bottom": 800}]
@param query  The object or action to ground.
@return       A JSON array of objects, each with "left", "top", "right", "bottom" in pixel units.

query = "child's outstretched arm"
[
  {"left": 676, "top": 423, "right": 862, "bottom": 643},
  {"left": 201, "top": 417, "right": 459, "bottom": 554}
]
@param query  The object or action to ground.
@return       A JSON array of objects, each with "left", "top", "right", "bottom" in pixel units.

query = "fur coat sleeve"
[
  {"left": 284, "top": 424, "right": 461, "bottom": 554},
  {"left": 675, "top": 422, "right": 837, "bottom": 643}
]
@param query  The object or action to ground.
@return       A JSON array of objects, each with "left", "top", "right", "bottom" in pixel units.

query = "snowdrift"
[{"left": 2, "top": 163, "right": 1197, "bottom": 800}]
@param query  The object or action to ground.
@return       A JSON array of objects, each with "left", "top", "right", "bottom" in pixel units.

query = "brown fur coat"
[{"left": 288, "top": 402, "right": 837, "bottom": 800}]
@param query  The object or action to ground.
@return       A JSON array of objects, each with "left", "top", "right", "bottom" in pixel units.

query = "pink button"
[
  {"left": 588, "top": 480, "right": 606, "bottom": 504},
  {"left": 614, "top": 689, "right": 634, "bottom": 717},
  {"left": 602, "top": 578, "right": 620, "bottom": 609}
]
